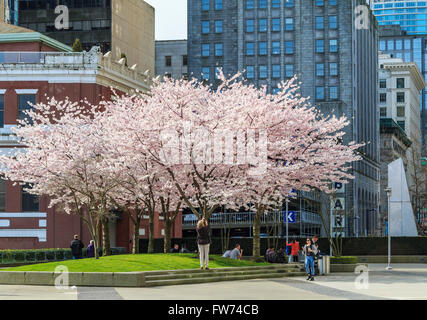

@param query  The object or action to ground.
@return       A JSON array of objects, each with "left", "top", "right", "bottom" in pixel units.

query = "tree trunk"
[
  {"left": 148, "top": 211, "right": 155, "bottom": 253},
  {"left": 132, "top": 217, "right": 141, "bottom": 254},
  {"left": 252, "top": 210, "right": 261, "bottom": 258},
  {"left": 164, "top": 219, "right": 172, "bottom": 254},
  {"left": 102, "top": 216, "right": 111, "bottom": 256}
]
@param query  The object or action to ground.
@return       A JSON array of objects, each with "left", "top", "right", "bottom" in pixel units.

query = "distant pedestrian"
[
  {"left": 303, "top": 238, "right": 315, "bottom": 281},
  {"left": 171, "top": 244, "right": 180, "bottom": 253},
  {"left": 196, "top": 218, "right": 211, "bottom": 270},
  {"left": 289, "top": 239, "right": 300, "bottom": 263},
  {"left": 70, "top": 235, "right": 84, "bottom": 260},
  {"left": 87, "top": 240, "right": 95, "bottom": 258},
  {"left": 312, "top": 235, "right": 320, "bottom": 275},
  {"left": 286, "top": 241, "right": 292, "bottom": 263}
]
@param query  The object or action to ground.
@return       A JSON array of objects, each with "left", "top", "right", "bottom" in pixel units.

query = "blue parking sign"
[{"left": 283, "top": 211, "right": 296, "bottom": 223}]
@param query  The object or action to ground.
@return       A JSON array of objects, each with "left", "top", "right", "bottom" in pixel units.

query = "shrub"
[
  {"left": 14, "top": 252, "right": 25, "bottom": 261},
  {"left": 26, "top": 252, "right": 35, "bottom": 261},
  {"left": 35, "top": 251, "right": 46, "bottom": 261},
  {"left": 55, "top": 250, "right": 64, "bottom": 260},
  {"left": 331, "top": 256, "right": 358, "bottom": 264},
  {"left": 46, "top": 251, "right": 55, "bottom": 261},
  {"left": 64, "top": 250, "right": 73, "bottom": 260}
]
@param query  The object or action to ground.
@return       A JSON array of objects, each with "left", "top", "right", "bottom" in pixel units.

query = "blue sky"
[{"left": 145, "top": 0, "right": 187, "bottom": 40}]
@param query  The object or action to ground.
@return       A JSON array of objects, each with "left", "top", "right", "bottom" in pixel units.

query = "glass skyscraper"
[{"left": 371, "top": 0, "right": 427, "bottom": 35}]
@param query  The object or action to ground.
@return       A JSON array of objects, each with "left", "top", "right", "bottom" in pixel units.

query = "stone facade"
[
  {"left": 188, "top": 0, "right": 380, "bottom": 237},
  {"left": 155, "top": 40, "right": 188, "bottom": 79}
]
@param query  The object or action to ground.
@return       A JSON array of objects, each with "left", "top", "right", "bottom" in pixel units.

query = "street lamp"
[
  {"left": 385, "top": 187, "right": 392, "bottom": 271},
  {"left": 285, "top": 198, "right": 290, "bottom": 245}
]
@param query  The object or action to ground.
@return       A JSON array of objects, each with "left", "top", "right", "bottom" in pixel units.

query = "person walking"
[
  {"left": 87, "top": 240, "right": 95, "bottom": 258},
  {"left": 196, "top": 217, "right": 211, "bottom": 270},
  {"left": 303, "top": 238, "right": 315, "bottom": 281},
  {"left": 70, "top": 235, "right": 84, "bottom": 260},
  {"left": 291, "top": 239, "right": 300, "bottom": 263}
]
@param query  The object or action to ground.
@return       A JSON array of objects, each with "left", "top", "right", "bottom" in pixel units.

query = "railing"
[{"left": 182, "top": 210, "right": 322, "bottom": 228}]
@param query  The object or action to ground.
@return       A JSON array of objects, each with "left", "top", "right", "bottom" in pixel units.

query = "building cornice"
[
  {"left": 0, "top": 32, "right": 72, "bottom": 52},
  {"left": 382, "top": 62, "right": 426, "bottom": 91}
]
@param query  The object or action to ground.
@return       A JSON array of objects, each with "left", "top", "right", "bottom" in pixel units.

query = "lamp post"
[
  {"left": 285, "top": 198, "right": 290, "bottom": 245},
  {"left": 385, "top": 187, "right": 392, "bottom": 271}
]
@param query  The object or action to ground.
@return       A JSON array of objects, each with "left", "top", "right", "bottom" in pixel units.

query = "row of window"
[
  {"left": 0, "top": 180, "right": 39, "bottom": 213},
  {"left": 373, "top": 2, "right": 427, "bottom": 9},
  {"left": 379, "top": 92, "right": 406, "bottom": 103},
  {"left": 244, "top": 0, "right": 337, "bottom": 10},
  {"left": 0, "top": 94, "right": 36, "bottom": 128},
  {"left": 379, "top": 78, "right": 405, "bottom": 89},
  {"left": 379, "top": 106, "right": 406, "bottom": 118},
  {"left": 164, "top": 55, "right": 188, "bottom": 67},
  {"left": 202, "top": 0, "right": 223, "bottom": 11},
  {"left": 201, "top": 16, "right": 337, "bottom": 34}
]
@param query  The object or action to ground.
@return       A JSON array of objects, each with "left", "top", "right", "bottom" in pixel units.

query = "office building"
[
  {"left": 155, "top": 40, "right": 188, "bottom": 79},
  {"left": 188, "top": 0, "right": 380, "bottom": 237}
]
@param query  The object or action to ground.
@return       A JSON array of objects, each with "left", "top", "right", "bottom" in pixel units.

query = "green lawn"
[{"left": 2, "top": 254, "right": 268, "bottom": 273}]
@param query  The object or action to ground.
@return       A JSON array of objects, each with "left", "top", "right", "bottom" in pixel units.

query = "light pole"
[
  {"left": 285, "top": 198, "right": 290, "bottom": 245},
  {"left": 385, "top": 187, "right": 392, "bottom": 271}
]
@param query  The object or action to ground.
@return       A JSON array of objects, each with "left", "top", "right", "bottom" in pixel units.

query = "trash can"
[{"left": 317, "top": 255, "right": 330, "bottom": 275}]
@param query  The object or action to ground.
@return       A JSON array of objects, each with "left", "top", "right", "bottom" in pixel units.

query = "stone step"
[
  {"left": 145, "top": 268, "right": 304, "bottom": 281},
  {"left": 144, "top": 271, "right": 307, "bottom": 287},
  {"left": 143, "top": 264, "right": 303, "bottom": 276}
]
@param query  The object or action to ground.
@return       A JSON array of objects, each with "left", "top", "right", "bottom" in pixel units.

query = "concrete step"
[
  {"left": 143, "top": 264, "right": 304, "bottom": 276},
  {"left": 144, "top": 271, "right": 307, "bottom": 287},
  {"left": 145, "top": 268, "right": 303, "bottom": 281}
]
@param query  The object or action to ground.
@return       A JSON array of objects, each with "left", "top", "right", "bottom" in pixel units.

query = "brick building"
[{"left": 0, "top": 24, "right": 182, "bottom": 251}]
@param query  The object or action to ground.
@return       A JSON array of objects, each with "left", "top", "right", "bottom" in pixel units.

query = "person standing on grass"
[
  {"left": 196, "top": 218, "right": 211, "bottom": 270},
  {"left": 303, "top": 238, "right": 315, "bottom": 281},
  {"left": 87, "top": 240, "right": 95, "bottom": 258},
  {"left": 70, "top": 235, "right": 84, "bottom": 260}
]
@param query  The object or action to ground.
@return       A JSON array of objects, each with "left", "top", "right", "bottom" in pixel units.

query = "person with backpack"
[
  {"left": 70, "top": 235, "right": 84, "bottom": 260},
  {"left": 303, "top": 238, "right": 315, "bottom": 281}
]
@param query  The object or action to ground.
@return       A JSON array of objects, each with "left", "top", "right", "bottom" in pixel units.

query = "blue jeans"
[{"left": 305, "top": 256, "right": 315, "bottom": 276}]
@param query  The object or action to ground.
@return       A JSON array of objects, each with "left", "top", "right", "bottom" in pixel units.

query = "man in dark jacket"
[{"left": 70, "top": 235, "right": 84, "bottom": 259}]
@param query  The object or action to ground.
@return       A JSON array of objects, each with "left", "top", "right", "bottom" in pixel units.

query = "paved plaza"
[{"left": 0, "top": 264, "right": 425, "bottom": 300}]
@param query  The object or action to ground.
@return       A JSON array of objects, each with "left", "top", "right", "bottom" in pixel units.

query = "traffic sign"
[{"left": 283, "top": 211, "right": 296, "bottom": 223}]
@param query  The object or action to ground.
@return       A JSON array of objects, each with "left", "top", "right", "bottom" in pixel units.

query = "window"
[
  {"left": 0, "top": 179, "right": 5, "bottom": 212},
  {"left": 215, "top": 20, "right": 223, "bottom": 33},
  {"left": 18, "top": 95, "right": 36, "bottom": 124},
  {"left": 285, "top": 18, "right": 293, "bottom": 31},
  {"left": 215, "top": 66, "right": 222, "bottom": 79},
  {"left": 316, "top": 87, "right": 325, "bottom": 100},
  {"left": 22, "top": 184, "right": 39, "bottom": 212},
  {"left": 202, "top": 21, "right": 210, "bottom": 33},
  {"left": 330, "top": 86, "right": 338, "bottom": 100},
  {"left": 246, "top": 66, "right": 255, "bottom": 79},
  {"left": 315, "top": 17, "right": 324, "bottom": 29},
  {"left": 272, "top": 41, "right": 281, "bottom": 55},
  {"left": 316, "top": 0, "right": 324, "bottom": 6},
  {"left": 329, "top": 0, "right": 337, "bottom": 5},
  {"left": 397, "top": 106, "right": 405, "bottom": 117},
  {"left": 0, "top": 95, "right": 4, "bottom": 128},
  {"left": 285, "top": 64, "right": 294, "bottom": 78},
  {"left": 259, "top": 0, "right": 267, "bottom": 8},
  {"left": 329, "top": 39, "right": 338, "bottom": 52},
  {"left": 387, "top": 40, "right": 394, "bottom": 51},
  {"left": 285, "top": 41, "right": 294, "bottom": 54},
  {"left": 246, "top": 0, "right": 255, "bottom": 9},
  {"left": 202, "top": 43, "right": 210, "bottom": 57},
  {"left": 379, "top": 79, "right": 386, "bottom": 88},
  {"left": 246, "top": 42, "right": 255, "bottom": 56},
  {"left": 259, "top": 42, "right": 267, "bottom": 55},
  {"left": 272, "top": 65, "right": 281, "bottom": 78},
  {"left": 272, "top": 18, "right": 280, "bottom": 32},
  {"left": 215, "top": 0, "right": 223, "bottom": 10},
  {"left": 259, "top": 19, "right": 267, "bottom": 32},
  {"left": 329, "top": 16, "right": 337, "bottom": 29},
  {"left": 316, "top": 63, "right": 324, "bottom": 76},
  {"left": 379, "top": 40, "right": 386, "bottom": 51},
  {"left": 397, "top": 78, "right": 405, "bottom": 89},
  {"left": 396, "top": 39, "right": 402, "bottom": 50},
  {"left": 215, "top": 43, "right": 223, "bottom": 56},
  {"left": 246, "top": 19, "right": 255, "bottom": 32},
  {"left": 329, "top": 62, "right": 338, "bottom": 76},
  {"left": 165, "top": 56, "right": 171, "bottom": 66},
  {"left": 164, "top": 73, "right": 172, "bottom": 79},
  {"left": 183, "top": 55, "right": 188, "bottom": 66},
  {"left": 259, "top": 65, "right": 267, "bottom": 79},
  {"left": 380, "top": 93, "right": 387, "bottom": 102},
  {"left": 272, "top": 0, "right": 280, "bottom": 8},
  {"left": 202, "top": 67, "right": 210, "bottom": 80},
  {"left": 397, "top": 92, "right": 405, "bottom": 103},
  {"left": 380, "top": 107, "right": 387, "bottom": 117},
  {"left": 316, "top": 40, "right": 324, "bottom": 53},
  {"left": 202, "top": 0, "right": 209, "bottom": 11},
  {"left": 397, "top": 121, "right": 405, "bottom": 131},
  {"left": 285, "top": 0, "right": 293, "bottom": 7}
]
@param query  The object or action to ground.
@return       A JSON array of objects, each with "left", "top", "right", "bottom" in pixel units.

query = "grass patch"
[{"left": 2, "top": 253, "right": 269, "bottom": 273}]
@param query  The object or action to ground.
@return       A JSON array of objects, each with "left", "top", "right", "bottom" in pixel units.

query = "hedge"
[
  {"left": 0, "top": 247, "right": 127, "bottom": 265},
  {"left": 139, "top": 237, "right": 427, "bottom": 256},
  {"left": 330, "top": 256, "right": 358, "bottom": 264}
]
